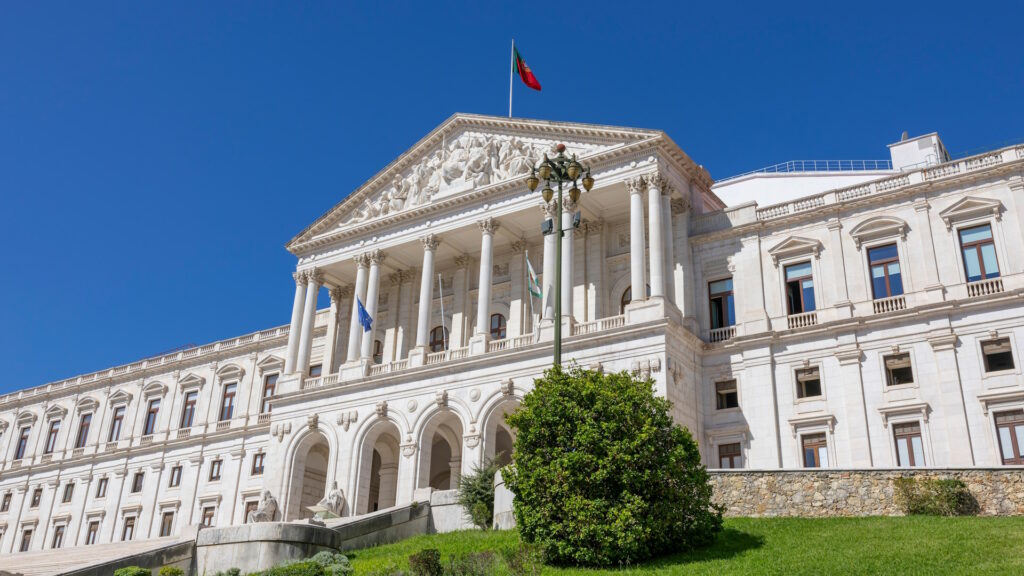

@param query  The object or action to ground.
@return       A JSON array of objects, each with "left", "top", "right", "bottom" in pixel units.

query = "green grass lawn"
[{"left": 345, "top": 516, "right": 1024, "bottom": 575}]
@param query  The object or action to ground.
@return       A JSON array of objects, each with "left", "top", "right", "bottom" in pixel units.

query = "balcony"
[
  {"left": 967, "top": 277, "right": 1004, "bottom": 298},
  {"left": 426, "top": 346, "right": 469, "bottom": 365},
  {"left": 257, "top": 412, "right": 272, "bottom": 425},
  {"left": 787, "top": 311, "right": 818, "bottom": 330},
  {"left": 572, "top": 315, "right": 626, "bottom": 336},
  {"left": 872, "top": 295, "right": 906, "bottom": 314},
  {"left": 707, "top": 326, "right": 736, "bottom": 343},
  {"left": 104, "top": 441, "right": 118, "bottom": 452},
  {"left": 140, "top": 435, "right": 153, "bottom": 446},
  {"left": 176, "top": 428, "right": 191, "bottom": 441}
]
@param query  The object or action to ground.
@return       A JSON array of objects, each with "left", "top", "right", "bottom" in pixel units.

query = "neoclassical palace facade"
[{"left": 2, "top": 115, "right": 1024, "bottom": 553}]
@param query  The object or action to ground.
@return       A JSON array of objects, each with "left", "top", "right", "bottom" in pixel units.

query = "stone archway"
[
  {"left": 417, "top": 411, "right": 464, "bottom": 491},
  {"left": 483, "top": 398, "right": 519, "bottom": 468},
  {"left": 355, "top": 420, "right": 401, "bottom": 515},
  {"left": 286, "top": 431, "right": 331, "bottom": 521}
]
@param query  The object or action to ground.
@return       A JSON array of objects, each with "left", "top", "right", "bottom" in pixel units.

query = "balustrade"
[{"left": 872, "top": 295, "right": 907, "bottom": 314}]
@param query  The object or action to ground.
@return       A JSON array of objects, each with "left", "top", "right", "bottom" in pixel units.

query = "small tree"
[
  {"left": 504, "top": 366, "right": 722, "bottom": 566},
  {"left": 457, "top": 458, "right": 501, "bottom": 529}
]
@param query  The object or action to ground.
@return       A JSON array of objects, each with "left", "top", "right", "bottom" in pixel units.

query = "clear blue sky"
[{"left": 1, "top": 1, "right": 1021, "bottom": 392}]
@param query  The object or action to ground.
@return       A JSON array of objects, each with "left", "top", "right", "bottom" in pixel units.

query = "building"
[{"left": 2, "top": 114, "right": 1023, "bottom": 554}]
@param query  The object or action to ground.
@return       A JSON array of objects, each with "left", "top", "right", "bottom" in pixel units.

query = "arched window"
[
  {"left": 429, "top": 326, "right": 449, "bottom": 353},
  {"left": 620, "top": 284, "right": 652, "bottom": 314},
  {"left": 489, "top": 314, "right": 507, "bottom": 340},
  {"left": 372, "top": 340, "right": 383, "bottom": 364}
]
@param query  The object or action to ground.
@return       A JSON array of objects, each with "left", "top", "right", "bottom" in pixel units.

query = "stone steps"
[{"left": 0, "top": 537, "right": 179, "bottom": 576}]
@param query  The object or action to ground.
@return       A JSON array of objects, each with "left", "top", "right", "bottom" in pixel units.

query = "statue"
[
  {"left": 248, "top": 490, "right": 278, "bottom": 523},
  {"left": 309, "top": 481, "right": 345, "bottom": 519}
]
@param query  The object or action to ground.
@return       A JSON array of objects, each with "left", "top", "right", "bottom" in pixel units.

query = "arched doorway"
[
  {"left": 286, "top": 432, "right": 331, "bottom": 521},
  {"left": 417, "top": 411, "right": 464, "bottom": 491},
  {"left": 355, "top": 420, "right": 401, "bottom": 515},
  {"left": 484, "top": 398, "right": 519, "bottom": 468}
]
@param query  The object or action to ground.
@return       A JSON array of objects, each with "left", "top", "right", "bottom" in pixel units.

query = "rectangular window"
[
  {"left": 715, "top": 380, "right": 739, "bottom": 410},
  {"left": 309, "top": 364, "right": 322, "bottom": 378},
  {"left": 108, "top": 406, "right": 125, "bottom": 442},
  {"left": 86, "top": 521, "right": 100, "bottom": 545},
  {"left": 51, "top": 525, "right": 65, "bottom": 549},
  {"left": 244, "top": 501, "right": 259, "bottom": 523},
  {"left": 131, "top": 472, "right": 144, "bottom": 493},
  {"left": 868, "top": 243, "right": 903, "bottom": 299},
  {"left": 121, "top": 517, "right": 135, "bottom": 541},
  {"left": 31, "top": 488, "right": 42, "bottom": 508},
  {"left": 982, "top": 338, "right": 1015, "bottom": 373},
  {"left": 19, "top": 529, "right": 32, "bottom": 552},
  {"left": 884, "top": 353, "right": 915, "bottom": 386},
  {"left": 15, "top": 426, "right": 30, "bottom": 460},
  {"left": 143, "top": 399, "right": 161, "bottom": 436},
  {"left": 1, "top": 493, "right": 10, "bottom": 512},
  {"left": 44, "top": 420, "right": 61, "bottom": 454},
  {"left": 708, "top": 278, "right": 736, "bottom": 329},
  {"left": 995, "top": 409, "right": 1024, "bottom": 465},
  {"left": 220, "top": 383, "right": 237, "bottom": 421},
  {"left": 959, "top": 224, "right": 1000, "bottom": 282},
  {"left": 75, "top": 414, "right": 92, "bottom": 448},
  {"left": 718, "top": 443, "right": 743, "bottom": 469},
  {"left": 251, "top": 453, "right": 265, "bottom": 476},
  {"left": 795, "top": 367, "right": 822, "bottom": 399},
  {"left": 62, "top": 483, "right": 74, "bottom": 504},
  {"left": 802, "top": 433, "right": 829, "bottom": 468},
  {"left": 96, "top": 478, "right": 108, "bottom": 498},
  {"left": 181, "top": 391, "right": 198, "bottom": 428},
  {"left": 260, "top": 374, "right": 278, "bottom": 414},
  {"left": 893, "top": 422, "right": 925, "bottom": 467},
  {"left": 209, "top": 459, "right": 223, "bottom": 481},
  {"left": 201, "top": 506, "right": 215, "bottom": 527},
  {"left": 160, "top": 512, "right": 174, "bottom": 537},
  {"left": 784, "top": 261, "right": 816, "bottom": 315},
  {"left": 169, "top": 465, "right": 182, "bottom": 488}
]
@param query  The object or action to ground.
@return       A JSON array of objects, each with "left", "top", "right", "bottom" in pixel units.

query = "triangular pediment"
[
  {"left": 938, "top": 196, "right": 1003, "bottom": 230},
  {"left": 257, "top": 354, "right": 284, "bottom": 373},
  {"left": 108, "top": 389, "right": 133, "bottom": 406},
  {"left": 178, "top": 372, "right": 206, "bottom": 390},
  {"left": 288, "top": 114, "right": 665, "bottom": 250},
  {"left": 849, "top": 216, "right": 908, "bottom": 249},
  {"left": 44, "top": 404, "right": 68, "bottom": 420},
  {"left": 768, "top": 236, "right": 822, "bottom": 265}
]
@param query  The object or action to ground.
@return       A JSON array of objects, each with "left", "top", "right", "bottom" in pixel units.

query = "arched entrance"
[
  {"left": 484, "top": 399, "right": 519, "bottom": 468},
  {"left": 355, "top": 420, "right": 401, "bottom": 514},
  {"left": 417, "top": 411, "right": 464, "bottom": 491},
  {"left": 286, "top": 431, "right": 331, "bottom": 521}
]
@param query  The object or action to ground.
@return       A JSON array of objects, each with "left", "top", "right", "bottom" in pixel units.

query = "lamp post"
[{"left": 526, "top": 144, "right": 595, "bottom": 367}]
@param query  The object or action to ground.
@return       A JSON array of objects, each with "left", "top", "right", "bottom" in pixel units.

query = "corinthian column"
[
  {"left": 415, "top": 234, "right": 441, "bottom": 348},
  {"left": 361, "top": 250, "right": 386, "bottom": 360},
  {"left": 346, "top": 254, "right": 370, "bottom": 362},
  {"left": 561, "top": 198, "right": 576, "bottom": 320},
  {"left": 475, "top": 218, "right": 499, "bottom": 337},
  {"left": 284, "top": 272, "right": 308, "bottom": 374},
  {"left": 541, "top": 202, "right": 558, "bottom": 321},
  {"left": 295, "top": 269, "right": 322, "bottom": 375},
  {"left": 646, "top": 172, "right": 667, "bottom": 299},
  {"left": 626, "top": 176, "right": 647, "bottom": 303},
  {"left": 323, "top": 286, "right": 345, "bottom": 374}
]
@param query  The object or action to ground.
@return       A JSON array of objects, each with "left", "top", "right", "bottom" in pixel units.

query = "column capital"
[
  {"left": 293, "top": 271, "right": 308, "bottom": 286},
  {"left": 389, "top": 269, "right": 412, "bottom": 286},
  {"left": 510, "top": 240, "right": 527, "bottom": 253},
  {"left": 454, "top": 255, "right": 470, "bottom": 268},
  {"left": 304, "top": 269, "right": 323, "bottom": 284},
  {"left": 670, "top": 197, "right": 690, "bottom": 214},
  {"left": 562, "top": 197, "right": 578, "bottom": 214},
  {"left": 477, "top": 217, "right": 500, "bottom": 235},
  {"left": 540, "top": 201, "right": 557, "bottom": 219},
  {"left": 368, "top": 249, "right": 387, "bottom": 266},
  {"left": 421, "top": 234, "right": 441, "bottom": 251},
  {"left": 329, "top": 286, "right": 347, "bottom": 303},
  {"left": 644, "top": 171, "right": 670, "bottom": 194},
  {"left": 353, "top": 253, "right": 371, "bottom": 268},
  {"left": 583, "top": 218, "right": 604, "bottom": 234},
  {"left": 625, "top": 175, "right": 646, "bottom": 195}
]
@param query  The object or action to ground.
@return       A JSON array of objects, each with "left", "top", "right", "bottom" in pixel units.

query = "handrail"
[{"left": 717, "top": 159, "right": 893, "bottom": 183}]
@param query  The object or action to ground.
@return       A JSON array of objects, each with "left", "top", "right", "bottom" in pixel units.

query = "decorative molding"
[
  {"left": 421, "top": 234, "right": 441, "bottom": 251},
  {"left": 625, "top": 175, "right": 646, "bottom": 195},
  {"left": 376, "top": 400, "right": 389, "bottom": 418},
  {"left": 368, "top": 249, "right": 386, "bottom": 265},
  {"left": 848, "top": 216, "right": 909, "bottom": 250},
  {"left": 435, "top": 390, "right": 448, "bottom": 407},
  {"left": 977, "top": 388, "right": 1024, "bottom": 415},
  {"left": 938, "top": 196, "right": 1003, "bottom": 230},
  {"left": 878, "top": 402, "right": 931, "bottom": 428},
  {"left": 307, "top": 413, "right": 319, "bottom": 430},
  {"left": 478, "top": 217, "right": 500, "bottom": 235},
  {"left": 787, "top": 413, "right": 837, "bottom": 437},
  {"left": 500, "top": 379, "right": 515, "bottom": 396},
  {"left": 336, "top": 411, "right": 358, "bottom": 431},
  {"left": 177, "top": 372, "right": 206, "bottom": 390},
  {"left": 767, "top": 236, "right": 823, "bottom": 266},
  {"left": 354, "top": 253, "right": 371, "bottom": 268}
]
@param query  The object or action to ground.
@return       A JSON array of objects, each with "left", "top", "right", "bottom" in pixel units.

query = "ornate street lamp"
[{"left": 527, "top": 144, "right": 595, "bottom": 367}]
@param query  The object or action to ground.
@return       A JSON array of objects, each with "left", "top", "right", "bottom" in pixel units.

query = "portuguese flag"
[{"left": 513, "top": 46, "right": 542, "bottom": 91}]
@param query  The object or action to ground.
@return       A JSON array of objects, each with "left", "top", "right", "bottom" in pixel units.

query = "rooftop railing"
[{"left": 717, "top": 159, "right": 893, "bottom": 183}]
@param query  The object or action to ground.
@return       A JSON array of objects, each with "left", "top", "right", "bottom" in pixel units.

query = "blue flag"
[{"left": 357, "top": 297, "right": 373, "bottom": 333}]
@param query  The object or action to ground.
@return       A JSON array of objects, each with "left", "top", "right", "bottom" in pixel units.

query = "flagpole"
[
  {"left": 526, "top": 250, "right": 535, "bottom": 332},
  {"left": 508, "top": 39, "right": 514, "bottom": 118}
]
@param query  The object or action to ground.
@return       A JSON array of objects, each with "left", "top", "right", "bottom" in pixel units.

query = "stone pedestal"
[
  {"left": 468, "top": 333, "right": 488, "bottom": 355},
  {"left": 339, "top": 359, "right": 369, "bottom": 381},
  {"left": 625, "top": 296, "right": 667, "bottom": 325},
  {"left": 407, "top": 347, "right": 428, "bottom": 367}
]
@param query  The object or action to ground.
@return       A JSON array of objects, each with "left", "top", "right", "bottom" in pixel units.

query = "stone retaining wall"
[{"left": 710, "top": 468, "right": 1024, "bottom": 517}]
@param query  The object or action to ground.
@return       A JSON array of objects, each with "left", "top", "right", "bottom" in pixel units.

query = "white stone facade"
[{"left": 2, "top": 114, "right": 1023, "bottom": 554}]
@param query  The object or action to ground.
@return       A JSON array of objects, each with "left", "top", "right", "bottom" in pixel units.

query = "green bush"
[
  {"left": 213, "top": 569, "right": 241, "bottom": 576},
  {"left": 158, "top": 567, "right": 184, "bottom": 576},
  {"left": 504, "top": 366, "right": 723, "bottom": 566},
  {"left": 113, "top": 568, "right": 150, "bottom": 576},
  {"left": 457, "top": 459, "right": 501, "bottom": 530},
  {"left": 893, "top": 477, "right": 978, "bottom": 516},
  {"left": 259, "top": 561, "right": 324, "bottom": 576},
  {"left": 407, "top": 548, "right": 442, "bottom": 576},
  {"left": 308, "top": 551, "right": 352, "bottom": 576},
  {"left": 444, "top": 552, "right": 496, "bottom": 576},
  {"left": 500, "top": 543, "right": 542, "bottom": 576}
]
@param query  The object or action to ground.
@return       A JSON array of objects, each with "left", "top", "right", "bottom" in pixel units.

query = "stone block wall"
[{"left": 710, "top": 469, "right": 1024, "bottom": 517}]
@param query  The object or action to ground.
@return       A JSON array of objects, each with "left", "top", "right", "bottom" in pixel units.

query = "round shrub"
[
  {"left": 158, "top": 567, "right": 184, "bottom": 576},
  {"left": 504, "top": 366, "right": 722, "bottom": 566},
  {"left": 113, "top": 567, "right": 150, "bottom": 576}
]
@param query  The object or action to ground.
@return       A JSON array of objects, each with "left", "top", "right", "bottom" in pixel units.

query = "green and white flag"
[{"left": 526, "top": 251, "right": 542, "bottom": 299}]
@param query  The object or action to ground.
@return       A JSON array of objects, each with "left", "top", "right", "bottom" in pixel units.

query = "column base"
[
  {"left": 625, "top": 296, "right": 667, "bottom": 325},
  {"left": 469, "top": 333, "right": 489, "bottom": 355},
  {"left": 407, "top": 346, "right": 428, "bottom": 367}
]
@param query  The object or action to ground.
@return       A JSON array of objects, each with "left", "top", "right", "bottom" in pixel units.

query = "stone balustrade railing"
[{"left": 872, "top": 295, "right": 907, "bottom": 315}]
